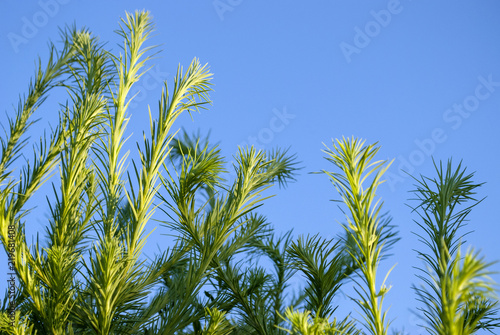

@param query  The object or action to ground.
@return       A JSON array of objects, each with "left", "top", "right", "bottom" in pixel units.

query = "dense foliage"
[{"left": 0, "top": 11, "right": 498, "bottom": 335}]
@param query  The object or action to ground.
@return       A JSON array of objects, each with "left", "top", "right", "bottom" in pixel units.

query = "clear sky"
[{"left": 1, "top": 1, "right": 499, "bottom": 333}]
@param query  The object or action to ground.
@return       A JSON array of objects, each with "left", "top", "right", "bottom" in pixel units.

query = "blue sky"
[{"left": 1, "top": 1, "right": 500, "bottom": 333}]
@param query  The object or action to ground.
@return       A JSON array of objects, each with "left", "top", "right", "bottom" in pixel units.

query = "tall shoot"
[
  {"left": 410, "top": 160, "right": 500, "bottom": 334},
  {"left": 322, "top": 137, "right": 397, "bottom": 335}
]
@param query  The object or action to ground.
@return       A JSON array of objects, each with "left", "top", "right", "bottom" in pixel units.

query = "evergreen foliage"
[{"left": 0, "top": 11, "right": 498, "bottom": 335}]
